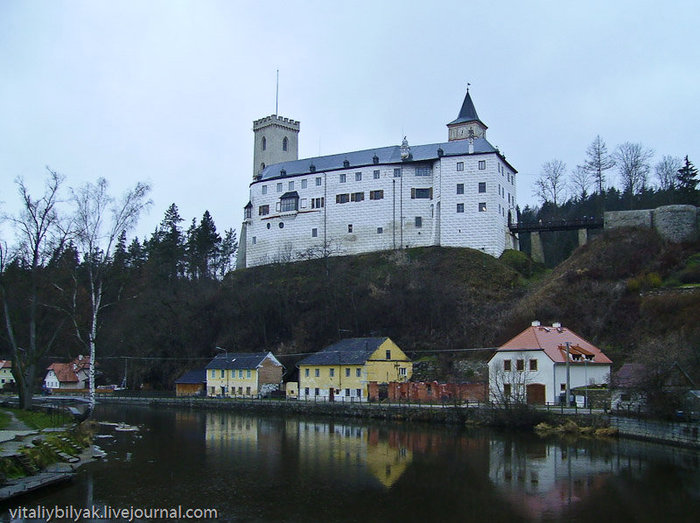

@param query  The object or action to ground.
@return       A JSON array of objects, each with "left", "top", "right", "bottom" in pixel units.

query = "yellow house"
[
  {"left": 205, "top": 352, "right": 284, "bottom": 398},
  {"left": 297, "top": 337, "right": 412, "bottom": 402},
  {"left": 0, "top": 360, "right": 14, "bottom": 389}
]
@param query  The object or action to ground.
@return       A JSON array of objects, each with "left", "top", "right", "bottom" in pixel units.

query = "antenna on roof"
[{"left": 275, "top": 69, "right": 279, "bottom": 116}]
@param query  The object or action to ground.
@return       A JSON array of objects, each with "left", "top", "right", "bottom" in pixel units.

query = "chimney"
[
  {"left": 531, "top": 320, "right": 540, "bottom": 327},
  {"left": 552, "top": 322, "right": 561, "bottom": 328}
]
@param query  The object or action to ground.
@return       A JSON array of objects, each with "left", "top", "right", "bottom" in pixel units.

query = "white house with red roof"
[
  {"left": 0, "top": 360, "right": 14, "bottom": 389},
  {"left": 488, "top": 322, "right": 612, "bottom": 406},
  {"left": 43, "top": 355, "right": 91, "bottom": 390}
]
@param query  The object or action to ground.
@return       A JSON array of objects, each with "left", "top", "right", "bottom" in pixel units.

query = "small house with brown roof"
[
  {"left": 488, "top": 322, "right": 612, "bottom": 406},
  {"left": 43, "top": 355, "right": 91, "bottom": 390}
]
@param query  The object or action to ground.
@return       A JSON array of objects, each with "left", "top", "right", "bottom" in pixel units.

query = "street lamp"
[{"left": 215, "top": 346, "right": 229, "bottom": 397}]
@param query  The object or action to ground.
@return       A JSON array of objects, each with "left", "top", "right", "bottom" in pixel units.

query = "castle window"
[
  {"left": 312, "top": 228, "right": 318, "bottom": 237},
  {"left": 348, "top": 224, "right": 353, "bottom": 233},
  {"left": 457, "top": 183, "right": 464, "bottom": 194},
  {"left": 377, "top": 227, "right": 383, "bottom": 234},
  {"left": 315, "top": 177, "right": 322, "bottom": 186},
  {"left": 373, "top": 170, "right": 380, "bottom": 179},
  {"left": 456, "top": 162, "right": 464, "bottom": 171},
  {"left": 258, "top": 205, "right": 269, "bottom": 216},
  {"left": 280, "top": 192, "right": 299, "bottom": 212},
  {"left": 393, "top": 168, "right": 402, "bottom": 177},
  {"left": 415, "top": 216, "right": 422, "bottom": 228},
  {"left": 369, "top": 190, "right": 384, "bottom": 200},
  {"left": 415, "top": 165, "right": 431, "bottom": 176},
  {"left": 252, "top": 236, "right": 256, "bottom": 244},
  {"left": 355, "top": 172, "right": 362, "bottom": 181},
  {"left": 244, "top": 205, "right": 252, "bottom": 219},
  {"left": 478, "top": 182, "right": 486, "bottom": 193},
  {"left": 277, "top": 183, "right": 283, "bottom": 192},
  {"left": 283, "top": 137, "right": 288, "bottom": 151},
  {"left": 340, "top": 173, "right": 347, "bottom": 183},
  {"left": 478, "top": 160, "right": 486, "bottom": 170},
  {"left": 479, "top": 202, "right": 487, "bottom": 212},
  {"left": 411, "top": 188, "right": 432, "bottom": 199},
  {"left": 351, "top": 192, "right": 364, "bottom": 202},
  {"left": 267, "top": 223, "right": 271, "bottom": 229},
  {"left": 288, "top": 181, "right": 294, "bottom": 191},
  {"left": 262, "top": 136, "right": 266, "bottom": 151},
  {"left": 457, "top": 203, "right": 464, "bottom": 213},
  {"left": 336, "top": 193, "right": 350, "bottom": 204},
  {"left": 261, "top": 162, "right": 265, "bottom": 170},
  {"left": 279, "top": 222, "right": 284, "bottom": 228},
  {"left": 262, "top": 185, "right": 267, "bottom": 195},
  {"left": 311, "top": 197, "right": 325, "bottom": 209},
  {"left": 301, "top": 179, "right": 307, "bottom": 189}
]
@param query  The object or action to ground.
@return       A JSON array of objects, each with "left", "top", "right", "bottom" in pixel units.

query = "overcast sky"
[{"left": 1, "top": 0, "right": 698, "bottom": 246}]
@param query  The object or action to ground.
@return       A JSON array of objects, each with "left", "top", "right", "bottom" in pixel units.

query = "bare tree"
[
  {"left": 654, "top": 156, "right": 683, "bottom": 191},
  {"left": 534, "top": 159, "right": 567, "bottom": 206},
  {"left": 570, "top": 165, "right": 593, "bottom": 200},
  {"left": 613, "top": 142, "right": 654, "bottom": 195},
  {"left": 583, "top": 135, "right": 615, "bottom": 194},
  {"left": 0, "top": 169, "right": 68, "bottom": 409},
  {"left": 71, "top": 178, "right": 151, "bottom": 412}
]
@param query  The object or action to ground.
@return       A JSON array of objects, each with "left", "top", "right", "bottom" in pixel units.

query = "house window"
[
  {"left": 348, "top": 224, "right": 353, "bottom": 233},
  {"left": 246, "top": 386, "right": 251, "bottom": 395},
  {"left": 478, "top": 182, "right": 486, "bottom": 193},
  {"left": 345, "top": 368, "right": 350, "bottom": 377},
  {"left": 504, "top": 384, "right": 511, "bottom": 397},
  {"left": 301, "top": 179, "right": 307, "bottom": 189},
  {"left": 330, "top": 368, "right": 335, "bottom": 377},
  {"left": 356, "top": 368, "right": 361, "bottom": 377},
  {"left": 560, "top": 383, "right": 566, "bottom": 391},
  {"left": 280, "top": 194, "right": 299, "bottom": 212},
  {"left": 457, "top": 203, "right": 464, "bottom": 213},
  {"left": 239, "top": 370, "right": 244, "bottom": 378},
  {"left": 377, "top": 227, "right": 383, "bottom": 234},
  {"left": 312, "top": 197, "right": 325, "bottom": 208},
  {"left": 336, "top": 193, "right": 350, "bottom": 204},
  {"left": 315, "top": 388, "right": 320, "bottom": 396},
  {"left": 385, "top": 350, "right": 391, "bottom": 359},
  {"left": 316, "top": 177, "right": 322, "bottom": 186},
  {"left": 393, "top": 168, "right": 402, "bottom": 177},
  {"left": 516, "top": 359, "right": 524, "bottom": 371},
  {"left": 479, "top": 202, "right": 487, "bottom": 212},
  {"left": 415, "top": 165, "right": 431, "bottom": 176},
  {"left": 351, "top": 192, "right": 364, "bottom": 202},
  {"left": 262, "top": 185, "right": 267, "bottom": 195},
  {"left": 411, "top": 188, "right": 432, "bottom": 199},
  {"left": 399, "top": 367, "right": 407, "bottom": 377},
  {"left": 340, "top": 173, "right": 347, "bottom": 183},
  {"left": 355, "top": 172, "right": 362, "bottom": 181},
  {"left": 262, "top": 136, "right": 266, "bottom": 150},
  {"left": 356, "top": 389, "right": 362, "bottom": 397},
  {"left": 530, "top": 359, "right": 538, "bottom": 371},
  {"left": 312, "top": 228, "right": 318, "bottom": 237},
  {"left": 277, "top": 183, "right": 283, "bottom": 192},
  {"left": 305, "top": 387, "right": 309, "bottom": 395},
  {"left": 259, "top": 205, "right": 269, "bottom": 216},
  {"left": 305, "top": 368, "right": 309, "bottom": 377},
  {"left": 345, "top": 388, "right": 350, "bottom": 396},
  {"left": 370, "top": 190, "right": 384, "bottom": 200},
  {"left": 457, "top": 183, "right": 464, "bottom": 194},
  {"left": 282, "top": 137, "right": 288, "bottom": 151},
  {"left": 315, "top": 369, "right": 320, "bottom": 377},
  {"left": 456, "top": 161, "right": 464, "bottom": 171},
  {"left": 504, "top": 360, "right": 511, "bottom": 371},
  {"left": 478, "top": 160, "right": 486, "bottom": 170},
  {"left": 373, "top": 170, "right": 380, "bottom": 179},
  {"left": 288, "top": 181, "right": 294, "bottom": 191},
  {"left": 220, "top": 370, "right": 224, "bottom": 378},
  {"left": 247, "top": 370, "right": 251, "bottom": 378},
  {"left": 415, "top": 216, "right": 422, "bottom": 228}
]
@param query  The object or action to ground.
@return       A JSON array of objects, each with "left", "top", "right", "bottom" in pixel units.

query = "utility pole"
[{"left": 565, "top": 342, "right": 571, "bottom": 407}]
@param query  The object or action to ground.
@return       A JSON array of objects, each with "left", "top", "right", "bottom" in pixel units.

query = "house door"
[{"left": 526, "top": 384, "right": 546, "bottom": 405}]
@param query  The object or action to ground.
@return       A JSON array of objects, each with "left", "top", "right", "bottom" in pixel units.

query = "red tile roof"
[
  {"left": 46, "top": 356, "right": 93, "bottom": 383},
  {"left": 0, "top": 360, "right": 11, "bottom": 369},
  {"left": 497, "top": 324, "right": 612, "bottom": 364}
]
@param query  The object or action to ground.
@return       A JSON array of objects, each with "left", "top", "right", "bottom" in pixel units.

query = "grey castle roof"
[
  {"left": 448, "top": 90, "right": 484, "bottom": 126},
  {"left": 297, "top": 337, "right": 389, "bottom": 366},
  {"left": 205, "top": 352, "right": 280, "bottom": 370},
  {"left": 175, "top": 369, "right": 207, "bottom": 384},
  {"left": 257, "top": 137, "right": 501, "bottom": 182}
]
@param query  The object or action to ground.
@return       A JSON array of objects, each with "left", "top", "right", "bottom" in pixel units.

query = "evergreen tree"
[
  {"left": 193, "top": 210, "right": 221, "bottom": 279},
  {"left": 147, "top": 203, "right": 185, "bottom": 280},
  {"left": 676, "top": 156, "right": 698, "bottom": 204},
  {"left": 583, "top": 135, "right": 615, "bottom": 194},
  {"left": 219, "top": 228, "right": 238, "bottom": 277}
]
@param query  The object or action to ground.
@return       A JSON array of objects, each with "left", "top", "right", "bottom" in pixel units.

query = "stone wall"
[
  {"left": 604, "top": 205, "right": 698, "bottom": 243},
  {"left": 610, "top": 416, "right": 700, "bottom": 448}
]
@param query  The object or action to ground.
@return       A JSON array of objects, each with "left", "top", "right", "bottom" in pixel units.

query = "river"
[{"left": 2, "top": 404, "right": 699, "bottom": 522}]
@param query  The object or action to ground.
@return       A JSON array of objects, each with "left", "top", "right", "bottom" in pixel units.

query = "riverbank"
[{"left": 98, "top": 396, "right": 700, "bottom": 449}]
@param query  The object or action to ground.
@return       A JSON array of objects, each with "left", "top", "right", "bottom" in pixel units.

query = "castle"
[{"left": 238, "top": 88, "right": 518, "bottom": 268}]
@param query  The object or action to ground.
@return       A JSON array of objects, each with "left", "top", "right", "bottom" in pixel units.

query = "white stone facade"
[{"left": 239, "top": 91, "right": 518, "bottom": 268}]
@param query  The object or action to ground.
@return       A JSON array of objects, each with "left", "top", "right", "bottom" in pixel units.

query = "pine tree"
[{"left": 676, "top": 156, "right": 698, "bottom": 204}]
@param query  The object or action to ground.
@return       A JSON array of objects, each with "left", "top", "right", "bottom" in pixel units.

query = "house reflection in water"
[{"left": 488, "top": 438, "right": 643, "bottom": 519}]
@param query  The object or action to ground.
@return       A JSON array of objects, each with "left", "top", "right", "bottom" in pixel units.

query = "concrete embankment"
[{"left": 610, "top": 416, "right": 700, "bottom": 448}]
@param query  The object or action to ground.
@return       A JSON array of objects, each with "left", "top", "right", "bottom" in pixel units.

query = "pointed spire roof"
[{"left": 449, "top": 88, "right": 485, "bottom": 126}]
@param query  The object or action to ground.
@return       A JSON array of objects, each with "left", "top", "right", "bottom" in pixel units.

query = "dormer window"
[
  {"left": 343, "top": 159, "right": 350, "bottom": 168},
  {"left": 373, "top": 155, "right": 379, "bottom": 164},
  {"left": 309, "top": 164, "right": 316, "bottom": 173}
]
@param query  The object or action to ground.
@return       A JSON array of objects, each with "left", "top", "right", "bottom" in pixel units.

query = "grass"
[
  {"left": 10, "top": 408, "right": 71, "bottom": 430},
  {"left": 0, "top": 411, "right": 11, "bottom": 429}
]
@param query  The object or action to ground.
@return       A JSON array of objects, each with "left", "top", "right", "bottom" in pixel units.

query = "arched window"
[
  {"left": 282, "top": 137, "right": 288, "bottom": 151},
  {"left": 262, "top": 136, "right": 266, "bottom": 151},
  {"left": 260, "top": 162, "right": 265, "bottom": 170}
]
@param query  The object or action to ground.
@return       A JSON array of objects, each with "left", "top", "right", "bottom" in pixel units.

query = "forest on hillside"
[{"left": 1, "top": 156, "right": 698, "bottom": 403}]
